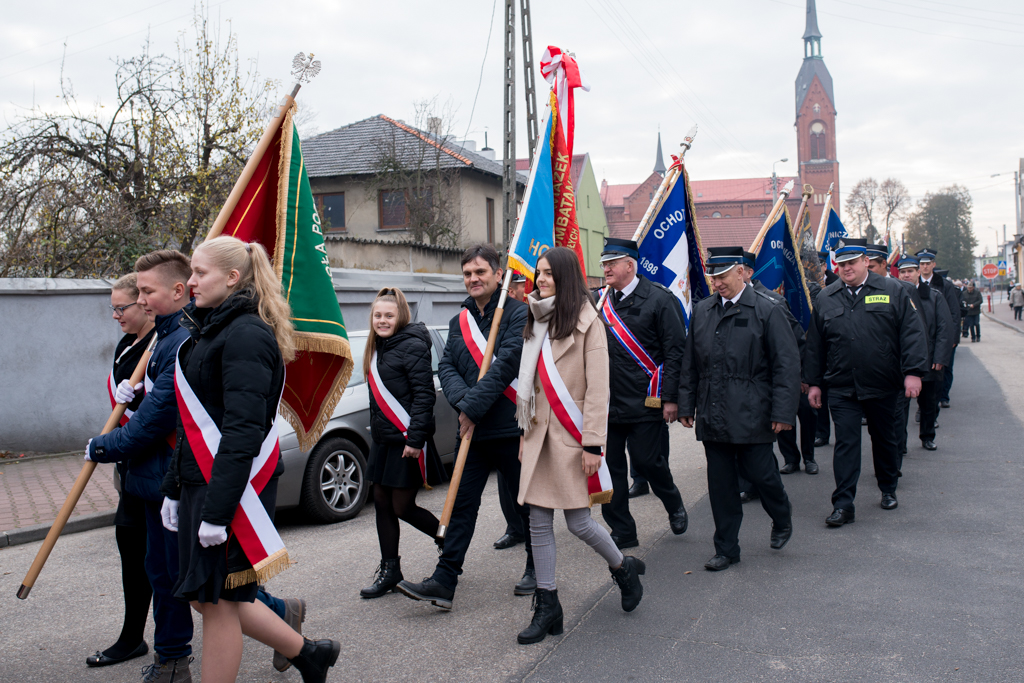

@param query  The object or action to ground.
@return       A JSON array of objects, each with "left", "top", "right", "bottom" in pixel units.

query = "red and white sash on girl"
[
  {"left": 535, "top": 333, "right": 613, "bottom": 507},
  {"left": 459, "top": 309, "right": 518, "bottom": 404},
  {"left": 600, "top": 289, "right": 663, "bottom": 408},
  {"left": 108, "top": 371, "right": 136, "bottom": 427},
  {"left": 367, "top": 350, "right": 427, "bottom": 481},
  {"left": 173, "top": 345, "right": 289, "bottom": 587}
]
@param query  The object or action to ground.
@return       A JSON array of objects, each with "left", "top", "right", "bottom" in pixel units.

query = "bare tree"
[
  {"left": 878, "top": 177, "right": 912, "bottom": 243},
  {"left": 846, "top": 178, "right": 880, "bottom": 242}
]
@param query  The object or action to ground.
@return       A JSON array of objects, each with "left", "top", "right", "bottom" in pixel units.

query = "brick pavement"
[{"left": 0, "top": 455, "right": 118, "bottom": 532}]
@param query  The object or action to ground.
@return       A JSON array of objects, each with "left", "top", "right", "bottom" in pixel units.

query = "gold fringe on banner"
[
  {"left": 589, "top": 490, "right": 614, "bottom": 507},
  {"left": 644, "top": 397, "right": 662, "bottom": 409},
  {"left": 224, "top": 548, "right": 291, "bottom": 589}
]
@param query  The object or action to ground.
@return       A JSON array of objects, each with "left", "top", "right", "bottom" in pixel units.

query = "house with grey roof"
[{"left": 302, "top": 115, "right": 526, "bottom": 266}]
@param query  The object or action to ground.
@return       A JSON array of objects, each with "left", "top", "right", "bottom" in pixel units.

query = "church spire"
[
  {"left": 653, "top": 131, "right": 667, "bottom": 177},
  {"left": 803, "top": 0, "right": 822, "bottom": 59}
]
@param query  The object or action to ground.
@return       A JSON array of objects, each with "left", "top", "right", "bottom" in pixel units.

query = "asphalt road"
[{"left": 1, "top": 322, "right": 1021, "bottom": 682}]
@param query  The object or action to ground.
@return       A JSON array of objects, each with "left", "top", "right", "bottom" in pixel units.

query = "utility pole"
[
  {"left": 520, "top": 0, "right": 538, "bottom": 165},
  {"left": 501, "top": 0, "right": 516, "bottom": 247}
]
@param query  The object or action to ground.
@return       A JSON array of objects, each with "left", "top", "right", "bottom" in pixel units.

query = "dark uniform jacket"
[
  {"left": 913, "top": 280, "right": 953, "bottom": 381},
  {"left": 438, "top": 288, "right": 526, "bottom": 441},
  {"left": 599, "top": 275, "right": 687, "bottom": 423},
  {"left": 680, "top": 285, "right": 801, "bottom": 444},
  {"left": 962, "top": 288, "right": 983, "bottom": 316},
  {"left": 368, "top": 322, "right": 436, "bottom": 449},
  {"left": 805, "top": 272, "right": 929, "bottom": 400},
  {"left": 753, "top": 279, "right": 806, "bottom": 355},
  {"left": 161, "top": 290, "right": 286, "bottom": 527},
  {"left": 925, "top": 272, "right": 962, "bottom": 334}
]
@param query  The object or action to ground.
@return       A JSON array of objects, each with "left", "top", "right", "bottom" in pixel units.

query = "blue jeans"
[
  {"left": 256, "top": 587, "right": 287, "bottom": 618},
  {"left": 143, "top": 503, "right": 193, "bottom": 662}
]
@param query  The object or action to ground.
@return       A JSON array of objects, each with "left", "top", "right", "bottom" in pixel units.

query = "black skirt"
[
  {"left": 368, "top": 439, "right": 447, "bottom": 489},
  {"left": 173, "top": 478, "right": 279, "bottom": 604}
]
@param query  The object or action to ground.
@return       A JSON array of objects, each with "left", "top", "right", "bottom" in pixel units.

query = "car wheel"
[{"left": 300, "top": 436, "right": 369, "bottom": 523}]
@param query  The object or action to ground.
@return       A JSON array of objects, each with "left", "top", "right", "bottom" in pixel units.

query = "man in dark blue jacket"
[
  {"left": 398, "top": 244, "right": 533, "bottom": 610},
  {"left": 87, "top": 250, "right": 195, "bottom": 681}
]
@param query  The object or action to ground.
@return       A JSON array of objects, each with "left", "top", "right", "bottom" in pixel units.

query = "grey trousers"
[{"left": 529, "top": 506, "right": 623, "bottom": 591}]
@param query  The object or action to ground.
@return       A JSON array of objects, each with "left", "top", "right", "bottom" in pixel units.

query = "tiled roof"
[
  {"left": 601, "top": 182, "right": 641, "bottom": 207},
  {"left": 695, "top": 217, "right": 765, "bottom": 250},
  {"left": 303, "top": 115, "right": 527, "bottom": 183},
  {"left": 690, "top": 177, "right": 799, "bottom": 204},
  {"left": 515, "top": 154, "right": 588, "bottom": 190}
]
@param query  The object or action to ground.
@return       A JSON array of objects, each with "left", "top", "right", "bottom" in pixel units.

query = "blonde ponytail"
[{"left": 194, "top": 236, "right": 296, "bottom": 363}]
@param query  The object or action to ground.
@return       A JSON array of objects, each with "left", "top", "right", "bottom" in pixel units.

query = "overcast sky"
[{"left": 3, "top": 0, "right": 1022, "bottom": 256}]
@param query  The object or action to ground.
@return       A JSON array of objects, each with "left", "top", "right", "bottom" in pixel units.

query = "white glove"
[
  {"left": 84, "top": 438, "right": 93, "bottom": 461},
  {"left": 198, "top": 521, "right": 228, "bottom": 548},
  {"left": 161, "top": 497, "right": 179, "bottom": 532},
  {"left": 115, "top": 380, "right": 144, "bottom": 405}
]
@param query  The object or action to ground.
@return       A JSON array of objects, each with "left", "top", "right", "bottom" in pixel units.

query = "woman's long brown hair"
[
  {"left": 362, "top": 287, "right": 411, "bottom": 377},
  {"left": 524, "top": 246, "right": 599, "bottom": 341}
]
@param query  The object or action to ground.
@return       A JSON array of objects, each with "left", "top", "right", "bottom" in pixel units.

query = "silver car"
[{"left": 274, "top": 327, "right": 459, "bottom": 523}]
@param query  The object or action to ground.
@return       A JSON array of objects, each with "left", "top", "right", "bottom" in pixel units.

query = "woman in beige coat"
[{"left": 515, "top": 247, "right": 646, "bottom": 645}]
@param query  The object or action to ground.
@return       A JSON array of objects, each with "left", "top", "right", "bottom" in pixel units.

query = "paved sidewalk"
[
  {"left": 981, "top": 292, "right": 1024, "bottom": 334},
  {"left": 0, "top": 455, "right": 117, "bottom": 532}
]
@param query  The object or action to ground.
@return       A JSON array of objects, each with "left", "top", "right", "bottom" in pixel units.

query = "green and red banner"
[{"left": 214, "top": 104, "right": 353, "bottom": 451}]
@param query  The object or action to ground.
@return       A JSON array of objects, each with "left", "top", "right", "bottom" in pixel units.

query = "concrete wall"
[
  {"left": 325, "top": 236, "right": 464, "bottom": 274},
  {"left": 0, "top": 271, "right": 469, "bottom": 453}
]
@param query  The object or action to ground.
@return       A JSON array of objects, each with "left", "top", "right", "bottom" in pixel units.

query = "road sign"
[
  {"left": 999, "top": 260, "right": 1007, "bottom": 276},
  {"left": 982, "top": 263, "right": 999, "bottom": 279}
]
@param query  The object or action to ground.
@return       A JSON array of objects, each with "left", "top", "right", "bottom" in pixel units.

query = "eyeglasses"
[{"left": 109, "top": 302, "right": 138, "bottom": 317}]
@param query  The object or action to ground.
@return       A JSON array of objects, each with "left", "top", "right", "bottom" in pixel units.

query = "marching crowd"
[{"left": 84, "top": 232, "right": 968, "bottom": 682}]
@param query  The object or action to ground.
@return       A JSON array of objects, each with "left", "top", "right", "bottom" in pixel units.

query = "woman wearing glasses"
[{"left": 86, "top": 274, "right": 156, "bottom": 668}]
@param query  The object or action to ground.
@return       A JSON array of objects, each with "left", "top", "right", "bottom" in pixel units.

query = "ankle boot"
[
  {"left": 288, "top": 638, "right": 341, "bottom": 683},
  {"left": 517, "top": 588, "right": 564, "bottom": 644},
  {"left": 610, "top": 555, "right": 646, "bottom": 612},
  {"left": 360, "top": 558, "right": 403, "bottom": 599},
  {"left": 141, "top": 654, "right": 193, "bottom": 682}
]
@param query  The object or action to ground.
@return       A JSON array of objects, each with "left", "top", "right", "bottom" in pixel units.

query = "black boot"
[
  {"left": 610, "top": 556, "right": 646, "bottom": 612},
  {"left": 517, "top": 588, "right": 564, "bottom": 644},
  {"left": 360, "top": 558, "right": 403, "bottom": 599},
  {"left": 288, "top": 638, "right": 341, "bottom": 683}
]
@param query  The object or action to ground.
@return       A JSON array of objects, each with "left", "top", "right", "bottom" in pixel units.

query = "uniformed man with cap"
[
  {"left": 915, "top": 249, "right": 961, "bottom": 408},
  {"left": 598, "top": 237, "right": 689, "bottom": 549},
  {"left": 805, "top": 238, "right": 929, "bottom": 525},
  {"left": 812, "top": 249, "right": 837, "bottom": 447},
  {"left": 865, "top": 243, "right": 891, "bottom": 278},
  {"left": 680, "top": 246, "right": 800, "bottom": 570},
  {"left": 896, "top": 254, "right": 952, "bottom": 457}
]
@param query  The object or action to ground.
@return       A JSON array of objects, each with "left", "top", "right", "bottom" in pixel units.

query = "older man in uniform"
[
  {"left": 598, "top": 237, "right": 689, "bottom": 549},
  {"left": 916, "top": 250, "right": 961, "bottom": 407},
  {"left": 806, "top": 239, "right": 929, "bottom": 525},
  {"left": 813, "top": 249, "right": 839, "bottom": 448},
  {"left": 680, "top": 247, "right": 800, "bottom": 571}
]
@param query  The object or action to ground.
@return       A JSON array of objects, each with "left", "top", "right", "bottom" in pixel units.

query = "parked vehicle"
[{"left": 275, "top": 327, "right": 459, "bottom": 523}]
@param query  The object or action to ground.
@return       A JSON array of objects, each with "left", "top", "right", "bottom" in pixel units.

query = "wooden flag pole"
[
  {"left": 595, "top": 126, "right": 698, "bottom": 313},
  {"left": 18, "top": 333, "right": 159, "bottom": 600},
  {"left": 748, "top": 180, "right": 796, "bottom": 253},
  {"left": 813, "top": 183, "right": 835, "bottom": 252},
  {"left": 755, "top": 184, "right": 812, "bottom": 255}
]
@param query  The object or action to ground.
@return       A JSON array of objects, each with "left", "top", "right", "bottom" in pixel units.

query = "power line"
[
  {"left": 881, "top": 0, "right": 1024, "bottom": 26},
  {"left": 462, "top": 0, "right": 499, "bottom": 143},
  {"left": 831, "top": 0, "right": 1024, "bottom": 35}
]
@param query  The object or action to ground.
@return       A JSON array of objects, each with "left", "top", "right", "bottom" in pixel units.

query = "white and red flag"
[{"left": 539, "top": 46, "right": 590, "bottom": 160}]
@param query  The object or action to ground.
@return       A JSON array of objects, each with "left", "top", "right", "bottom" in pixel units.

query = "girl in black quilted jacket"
[{"left": 360, "top": 287, "right": 444, "bottom": 599}]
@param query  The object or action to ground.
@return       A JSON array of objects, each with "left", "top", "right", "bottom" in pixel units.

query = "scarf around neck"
[{"left": 517, "top": 293, "right": 557, "bottom": 432}]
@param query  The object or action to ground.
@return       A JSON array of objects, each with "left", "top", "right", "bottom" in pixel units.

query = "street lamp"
[
  {"left": 771, "top": 158, "right": 789, "bottom": 202},
  {"left": 991, "top": 171, "right": 1021, "bottom": 237}
]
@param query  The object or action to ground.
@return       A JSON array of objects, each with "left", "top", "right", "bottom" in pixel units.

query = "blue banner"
[
  {"left": 820, "top": 207, "right": 847, "bottom": 272},
  {"left": 636, "top": 169, "right": 710, "bottom": 327},
  {"left": 754, "top": 210, "right": 813, "bottom": 330},
  {"left": 507, "top": 112, "right": 555, "bottom": 279}
]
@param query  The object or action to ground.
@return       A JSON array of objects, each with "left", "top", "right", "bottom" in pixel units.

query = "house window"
[
  {"left": 379, "top": 190, "right": 408, "bottom": 230},
  {"left": 810, "top": 121, "right": 826, "bottom": 160},
  {"left": 712, "top": 211, "right": 722, "bottom": 218},
  {"left": 314, "top": 193, "right": 345, "bottom": 231},
  {"left": 486, "top": 197, "right": 495, "bottom": 243}
]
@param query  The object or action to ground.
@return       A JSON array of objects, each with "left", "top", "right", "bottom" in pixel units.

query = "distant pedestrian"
[
  {"left": 963, "top": 281, "right": 983, "bottom": 341},
  {"left": 1010, "top": 283, "right": 1024, "bottom": 321}
]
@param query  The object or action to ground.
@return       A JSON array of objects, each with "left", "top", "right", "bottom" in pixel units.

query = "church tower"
[
  {"left": 653, "top": 131, "right": 667, "bottom": 177},
  {"left": 795, "top": 0, "right": 839, "bottom": 228}
]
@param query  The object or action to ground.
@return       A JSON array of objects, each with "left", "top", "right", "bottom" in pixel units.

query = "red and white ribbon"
[
  {"left": 600, "top": 289, "right": 663, "bottom": 407},
  {"left": 108, "top": 370, "right": 136, "bottom": 427},
  {"left": 173, "top": 344, "right": 287, "bottom": 578},
  {"left": 459, "top": 309, "right": 518, "bottom": 404},
  {"left": 539, "top": 46, "right": 590, "bottom": 160},
  {"left": 367, "top": 350, "right": 426, "bottom": 481},
  {"left": 535, "top": 333, "right": 612, "bottom": 506}
]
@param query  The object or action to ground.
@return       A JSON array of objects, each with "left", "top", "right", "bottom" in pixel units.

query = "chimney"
[{"left": 428, "top": 117, "right": 443, "bottom": 137}]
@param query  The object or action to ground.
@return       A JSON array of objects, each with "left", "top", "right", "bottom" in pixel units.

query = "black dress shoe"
[
  {"left": 86, "top": 641, "right": 148, "bottom": 667},
  {"left": 770, "top": 524, "right": 793, "bottom": 550},
  {"left": 779, "top": 462, "right": 799, "bottom": 474},
  {"left": 514, "top": 566, "right": 537, "bottom": 596},
  {"left": 704, "top": 554, "right": 740, "bottom": 571},
  {"left": 628, "top": 481, "right": 650, "bottom": 498},
  {"left": 669, "top": 506, "right": 689, "bottom": 535},
  {"left": 739, "top": 491, "right": 758, "bottom": 504},
  {"left": 804, "top": 460, "right": 819, "bottom": 475},
  {"left": 396, "top": 577, "right": 455, "bottom": 610},
  {"left": 813, "top": 437, "right": 829, "bottom": 447},
  {"left": 825, "top": 509, "right": 855, "bottom": 527},
  {"left": 493, "top": 532, "right": 525, "bottom": 550},
  {"left": 922, "top": 440, "right": 937, "bottom": 451},
  {"left": 881, "top": 493, "right": 898, "bottom": 510},
  {"left": 939, "top": 401, "right": 950, "bottom": 409},
  {"left": 611, "top": 534, "right": 639, "bottom": 550}
]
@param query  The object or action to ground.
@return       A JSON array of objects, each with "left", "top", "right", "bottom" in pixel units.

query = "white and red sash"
[
  {"left": 173, "top": 345, "right": 289, "bottom": 585},
  {"left": 459, "top": 309, "right": 519, "bottom": 404},
  {"left": 536, "top": 333, "right": 613, "bottom": 507},
  {"left": 367, "top": 350, "right": 427, "bottom": 481},
  {"left": 600, "top": 289, "right": 663, "bottom": 408},
  {"left": 108, "top": 370, "right": 137, "bottom": 427}
]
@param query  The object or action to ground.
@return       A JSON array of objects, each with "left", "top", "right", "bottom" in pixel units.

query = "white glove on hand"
[
  {"left": 198, "top": 521, "right": 228, "bottom": 548},
  {"left": 115, "top": 380, "right": 144, "bottom": 405},
  {"left": 161, "top": 497, "right": 179, "bottom": 532},
  {"left": 84, "top": 439, "right": 93, "bottom": 461}
]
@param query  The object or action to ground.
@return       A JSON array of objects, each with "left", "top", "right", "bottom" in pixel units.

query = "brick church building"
[{"left": 602, "top": 0, "right": 839, "bottom": 250}]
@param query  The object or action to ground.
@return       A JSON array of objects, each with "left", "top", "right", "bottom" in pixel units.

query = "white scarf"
[{"left": 517, "top": 292, "right": 557, "bottom": 431}]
